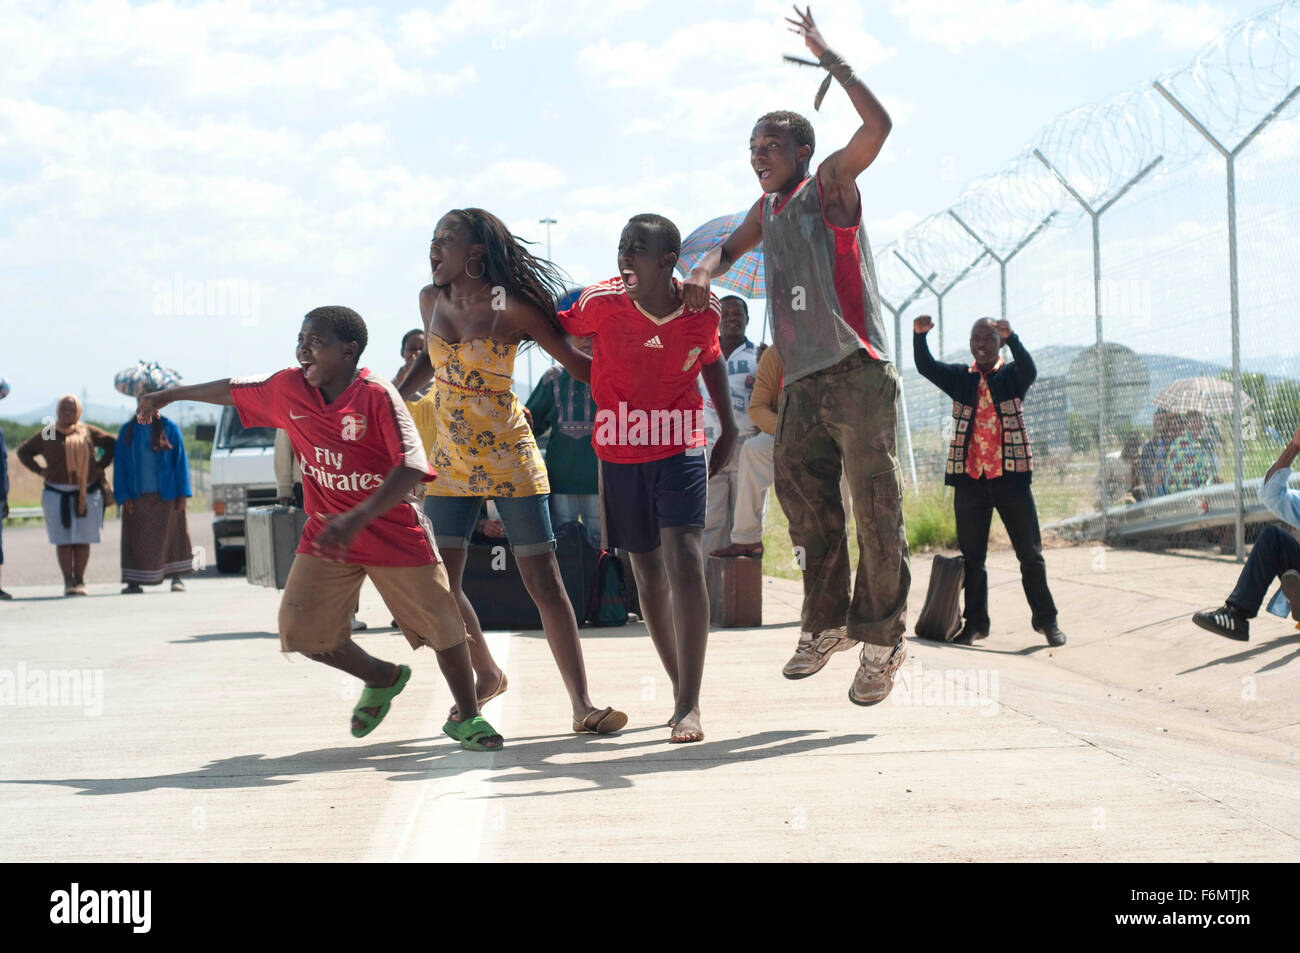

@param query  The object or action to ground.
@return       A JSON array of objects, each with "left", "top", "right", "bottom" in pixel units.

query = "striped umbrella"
[
  {"left": 676, "top": 211, "right": 765, "bottom": 299},
  {"left": 1154, "top": 376, "right": 1253, "bottom": 416}
]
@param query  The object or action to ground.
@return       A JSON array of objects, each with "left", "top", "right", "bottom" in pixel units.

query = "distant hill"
[
  {"left": 901, "top": 345, "right": 1298, "bottom": 436},
  {"left": 4, "top": 400, "right": 218, "bottom": 428}
]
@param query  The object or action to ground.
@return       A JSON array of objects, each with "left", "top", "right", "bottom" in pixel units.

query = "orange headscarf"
[{"left": 55, "top": 394, "right": 92, "bottom": 517}]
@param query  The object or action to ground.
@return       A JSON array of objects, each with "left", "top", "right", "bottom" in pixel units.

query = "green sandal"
[
  {"left": 350, "top": 664, "right": 411, "bottom": 738},
  {"left": 442, "top": 715, "right": 504, "bottom": 751}
]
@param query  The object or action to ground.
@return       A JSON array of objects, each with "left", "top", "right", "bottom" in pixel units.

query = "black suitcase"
[
  {"left": 460, "top": 520, "right": 596, "bottom": 630},
  {"left": 914, "top": 553, "right": 965, "bottom": 641}
]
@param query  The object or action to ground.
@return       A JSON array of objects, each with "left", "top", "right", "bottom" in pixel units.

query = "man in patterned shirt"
[{"left": 914, "top": 315, "right": 1065, "bottom": 648}]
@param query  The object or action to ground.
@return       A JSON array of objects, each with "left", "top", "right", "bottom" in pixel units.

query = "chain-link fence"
[{"left": 878, "top": 0, "right": 1300, "bottom": 560}]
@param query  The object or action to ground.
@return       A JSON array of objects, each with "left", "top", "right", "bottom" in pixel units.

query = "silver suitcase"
[{"left": 245, "top": 505, "right": 309, "bottom": 589}]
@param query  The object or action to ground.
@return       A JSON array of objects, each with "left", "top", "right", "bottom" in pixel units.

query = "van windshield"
[{"left": 216, "top": 407, "right": 276, "bottom": 450}]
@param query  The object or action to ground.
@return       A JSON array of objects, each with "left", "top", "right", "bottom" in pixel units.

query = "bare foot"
[
  {"left": 669, "top": 708, "right": 703, "bottom": 744},
  {"left": 448, "top": 668, "right": 507, "bottom": 720}
]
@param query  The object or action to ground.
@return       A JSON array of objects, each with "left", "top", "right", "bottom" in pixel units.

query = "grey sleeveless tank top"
[{"left": 760, "top": 173, "right": 890, "bottom": 383}]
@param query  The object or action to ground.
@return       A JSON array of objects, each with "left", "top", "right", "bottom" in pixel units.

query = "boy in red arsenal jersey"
[
  {"left": 136, "top": 306, "right": 503, "bottom": 751},
  {"left": 684, "top": 6, "right": 910, "bottom": 707},
  {"left": 560, "top": 213, "right": 738, "bottom": 743}
]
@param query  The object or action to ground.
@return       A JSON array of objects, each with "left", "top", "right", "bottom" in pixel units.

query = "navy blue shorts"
[{"left": 601, "top": 450, "right": 707, "bottom": 553}]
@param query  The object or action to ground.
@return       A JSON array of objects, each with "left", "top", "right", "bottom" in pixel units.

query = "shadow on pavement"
[
  {"left": 1177, "top": 633, "right": 1300, "bottom": 675},
  {"left": 168, "top": 631, "right": 278, "bottom": 644},
  {"left": 1, "top": 729, "right": 873, "bottom": 797}
]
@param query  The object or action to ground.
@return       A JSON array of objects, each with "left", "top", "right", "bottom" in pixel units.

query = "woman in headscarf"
[
  {"left": 17, "top": 395, "right": 116, "bottom": 595},
  {"left": 115, "top": 409, "right": 193, "bottom": 593}
]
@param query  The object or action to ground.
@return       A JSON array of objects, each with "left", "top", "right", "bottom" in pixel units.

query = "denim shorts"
[{"left": 423, "top": 493, "right": 556, "bottom": 556}]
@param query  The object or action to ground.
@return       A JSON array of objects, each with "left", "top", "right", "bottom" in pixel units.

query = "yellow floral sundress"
[{"left": 425, "top": 334, "right": 549, "bottom": 498}]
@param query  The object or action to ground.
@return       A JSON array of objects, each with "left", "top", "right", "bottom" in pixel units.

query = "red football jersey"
[
  {"left": 559, "top": 278, "right": 722, "bottom": 463},
  {"left": 230, "top": 367, "right": 439, "bottom": 566}
]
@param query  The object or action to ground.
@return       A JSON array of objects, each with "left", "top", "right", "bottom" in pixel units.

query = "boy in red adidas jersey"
[
  {"left": 135, "top": 306, "right": 502, "bottom": 751},
  {"left": 683, "top": 6, "right": 909, "bottom": 708},
  {"left": 559, "top": 213, "right": 738, "bottom": 743}
]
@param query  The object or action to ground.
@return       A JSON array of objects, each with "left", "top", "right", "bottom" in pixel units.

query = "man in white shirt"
[
  {"left": 1193, "top": 424, "right": 1300, "bottom": 640},
  {"left": 700, "top": 296, "right": 760, "bottom": 555}
]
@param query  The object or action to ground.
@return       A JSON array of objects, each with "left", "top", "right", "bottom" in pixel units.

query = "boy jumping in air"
[
  {"left": 136, "top": 306, "right": 502, "bottom": 751},
  {"left": 684, "top": 6, "right": 908, "bottom": 705},
  {"left": 560, "top": 213, "right": 738, "bottom": 743}
]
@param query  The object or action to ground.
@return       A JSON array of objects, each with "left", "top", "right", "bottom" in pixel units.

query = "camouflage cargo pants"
[{"left": 773, "top": 351, "right": 910, "bottom": 647}]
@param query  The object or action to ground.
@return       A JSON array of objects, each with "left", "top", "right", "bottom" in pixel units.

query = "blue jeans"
[
  {"left": 1228, "top": 525, "right": 1300, "bottom": 617},
  {"left": 550, "top": 493, "right": 601, "bottom": 545},
  {"left": 423, "top": 494, "right": 556, "bottom": 556}
]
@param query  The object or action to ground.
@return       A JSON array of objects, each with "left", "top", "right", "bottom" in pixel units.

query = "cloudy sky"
[{"left": 5, "top": 0, "right": 1296, "bottom": 419}]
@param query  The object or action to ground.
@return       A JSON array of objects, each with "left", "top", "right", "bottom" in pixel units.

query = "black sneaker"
[
  {"left": 1280, "top": 571, "right": 1300, "bottom": 622},
  {"left": 1034, "top": 620, "right": 1067, "bottom": 647},
  {"left": 1192, "top": 605, "right": 1250, "bottom": 641},
  {"left": 953, "top": 623, "right": 989, "bottom": 645}
]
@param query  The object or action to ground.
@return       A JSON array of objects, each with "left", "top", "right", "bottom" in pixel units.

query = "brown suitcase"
[{"left": 707, "top": 555, "right": 763, "bottom": 628}]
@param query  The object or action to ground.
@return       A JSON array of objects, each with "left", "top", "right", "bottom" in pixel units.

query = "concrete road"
[{"left": 1, "top": 527, "right": 1297, "bottom": 861}]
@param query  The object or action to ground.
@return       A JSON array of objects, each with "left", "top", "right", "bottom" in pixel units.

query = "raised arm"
[
  {"left": 1265, "top": 425, "right": 1300, "bottom": 487},
  {"left": 682, "top": 198, "right": 763, "bottom": 313},
  {"left": 788, "top": 6, "right": 892, "bottom": 227},
  {"left": 1000, "top": 320, "right": 1037, "bottom": 391},
  {"left": 912, "top": 315, "right": 964, "bottom": 400}
]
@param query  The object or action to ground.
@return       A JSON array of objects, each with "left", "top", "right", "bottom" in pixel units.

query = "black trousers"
[
  {"left": 1227, "top": 525, "right": 1300, "bottom": 618},
  {"left": 954, "top": 476, "right": 1057, "bottom": 629}
]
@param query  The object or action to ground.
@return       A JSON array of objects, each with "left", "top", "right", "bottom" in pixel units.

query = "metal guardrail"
[{"left": 1045, "top": 473, "right": 1300, "bottom": 542}]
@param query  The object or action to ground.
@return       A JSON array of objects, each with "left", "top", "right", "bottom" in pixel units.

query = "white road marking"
[{"left": 366, "top": 632, "right": 510, "bottom": 863}]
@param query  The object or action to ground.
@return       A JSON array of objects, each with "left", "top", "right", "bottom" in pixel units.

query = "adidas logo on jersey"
[{"left": 644, "top": 335, "right": 664, "bottom": 348}]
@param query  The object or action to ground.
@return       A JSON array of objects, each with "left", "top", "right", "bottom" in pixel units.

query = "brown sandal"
[
  {"left": 448, "top": 672, "right": 508, "bottom": 721},
  {"left": 573, "top": 706, "right": 628, "bottom": 734}
]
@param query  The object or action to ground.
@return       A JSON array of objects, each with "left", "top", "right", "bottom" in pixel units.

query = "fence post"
[
  {"left": 1153, "top": 80, "right": 1300, "bottom": 562},
  {"left": 1034, "top": 149, "right": 1162, "bottom": 541}
]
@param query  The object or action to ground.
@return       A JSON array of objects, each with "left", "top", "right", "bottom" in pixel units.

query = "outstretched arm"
[
  {"left": 788, "top": 6, "right": 892, "bottom": 227},
  {"left": 516, "top": 304, "right": 592, "bottom": 384},
  {"left": 682, "top": 199, "right": 763, "bottom": 313},
  {"left": 136, "top": 380, "right": 233, "bottom": 423}
]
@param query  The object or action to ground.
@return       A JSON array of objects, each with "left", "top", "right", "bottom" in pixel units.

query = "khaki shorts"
[{"left": 278, "top": 554, "right": 467, "bottom": 656}]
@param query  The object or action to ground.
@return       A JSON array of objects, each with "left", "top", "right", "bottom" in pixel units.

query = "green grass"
[{"left": 759, "top": 485, "right": 958, "bottom": 581}]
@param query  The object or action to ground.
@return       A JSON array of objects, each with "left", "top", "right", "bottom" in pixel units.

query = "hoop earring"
[{"left": 465, "top": 258, "right": 485, "bottom": 280}]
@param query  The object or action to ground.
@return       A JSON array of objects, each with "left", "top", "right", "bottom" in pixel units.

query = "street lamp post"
[{"left": 539, "top": 217, "right": 557, "bottom": 262}]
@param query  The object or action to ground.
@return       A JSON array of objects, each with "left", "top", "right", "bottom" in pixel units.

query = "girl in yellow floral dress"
[{"left": 397, "top": 208, "right": 627, "bottom": 735}]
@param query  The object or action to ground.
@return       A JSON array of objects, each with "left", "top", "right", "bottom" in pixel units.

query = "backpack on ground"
[
  {"left": 914, "top": 554, "right": 965, "bottom": 642},
  {"left": 587, "top": 550, "right": 630, "bottom": 627}
]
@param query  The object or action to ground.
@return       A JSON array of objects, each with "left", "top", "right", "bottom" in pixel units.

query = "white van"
[{"left": 196, "top": 406, "right": 278, "bottom": 573}]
